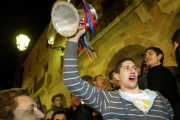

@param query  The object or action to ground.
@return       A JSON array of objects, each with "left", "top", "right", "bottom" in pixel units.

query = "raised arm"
[{"left": 63, "top": 27, "right": 106, "bottom": 112}]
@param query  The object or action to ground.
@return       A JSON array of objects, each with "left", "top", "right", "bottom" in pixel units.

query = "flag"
[{"left": 36, "top": 95, "right": 44, "bottom": 113}]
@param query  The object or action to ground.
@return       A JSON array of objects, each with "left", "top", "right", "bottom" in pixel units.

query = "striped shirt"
[{"left": 63, "top": 41, "right": 174, "bottom": 120}]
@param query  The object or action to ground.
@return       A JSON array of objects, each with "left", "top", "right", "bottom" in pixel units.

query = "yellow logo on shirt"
[{"left": 133, "top": 98, "right": 149, "bottom": 111}]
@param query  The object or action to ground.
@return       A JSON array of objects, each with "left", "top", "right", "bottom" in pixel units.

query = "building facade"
[{"left": 21, "top": 0, "right": 180, "bottom": 113}]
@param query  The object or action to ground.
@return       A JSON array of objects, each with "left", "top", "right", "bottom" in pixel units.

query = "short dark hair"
[
  {"left": 51, "top": 111, "right": 67, "bottom": 120},
  {"left": 115, "top": 58, "right": 135, "bottom": 74},
  {"left": 93, "top": 75, "right": 103, "bottom": 81},
  {"left": 51, "top": 94, "right": 62, "bottom": 103},
  {"left": 145, "top": 47, "right": 164, "bottom": 64},
  {"left": 172, "top": 28, "right": 180, "bottom": 44},
  {"left": 109, "top": 69, "right": 115, "bottom": 80},
  {"left": 0, "top": 88, "right": 29, "bottom": 120}
]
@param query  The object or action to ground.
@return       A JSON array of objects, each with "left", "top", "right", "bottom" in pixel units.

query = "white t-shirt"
[{"left": 123, "top": 91, "right": 150, "bottom": 112}]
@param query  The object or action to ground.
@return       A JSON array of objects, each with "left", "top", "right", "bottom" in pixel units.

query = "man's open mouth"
[{"left": 129, "top": 76, "right": 135, "bottom": 82}]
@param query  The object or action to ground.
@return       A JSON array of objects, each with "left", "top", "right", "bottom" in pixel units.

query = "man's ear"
[
  {"left": 158, "top": 54, "right": 163, "bottom": 60},
  {"left": 174, "top": 41, "right": 179, "bottom": 50},
  {"left": 93, "top": 81, "right": 96, "bottom": 86},
  {"left": 114, "top": 73, "right": 120, "bottom": 81},
  {"left": 175, "top": 41, "right": 179, "bottom": 45}
]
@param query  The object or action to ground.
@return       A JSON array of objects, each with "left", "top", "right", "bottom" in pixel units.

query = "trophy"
[
  {"left": 51, "top": 0, "right": 97, "bottom": 60},
  {"left": 51, "top": 0, "right": 98, "bottom": 37}
]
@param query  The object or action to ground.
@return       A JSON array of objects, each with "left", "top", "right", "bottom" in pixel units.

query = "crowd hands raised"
[{"left": 0, "top": 27, "right": 179, "bottom": 120}]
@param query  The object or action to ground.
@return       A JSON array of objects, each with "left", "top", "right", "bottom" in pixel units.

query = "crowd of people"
[{"left": 0, "top": 28, "right": 179, "bottom": 120}]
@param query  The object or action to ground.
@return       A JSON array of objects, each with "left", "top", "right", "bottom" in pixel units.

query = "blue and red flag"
[{"left": 36, "top": 95, "right": 44, "bottom": 113}]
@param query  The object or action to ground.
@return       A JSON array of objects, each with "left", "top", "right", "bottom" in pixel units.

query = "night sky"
[{"left": 0, "top": 0, "right": 56, "bottom": 90}]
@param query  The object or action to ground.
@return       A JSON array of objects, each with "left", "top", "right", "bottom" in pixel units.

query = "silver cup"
[{"left": 51, "top": 1, "right": 97, "bottom": 37}]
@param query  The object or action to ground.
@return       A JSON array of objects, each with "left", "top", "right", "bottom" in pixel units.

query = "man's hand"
[{"left": 68, "top": 26, "right": 86, "bottom": 43}]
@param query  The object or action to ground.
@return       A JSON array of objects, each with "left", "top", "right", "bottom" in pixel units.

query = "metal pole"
[{"left": 14, "top": 50, "right": 24, "bottom": 88}]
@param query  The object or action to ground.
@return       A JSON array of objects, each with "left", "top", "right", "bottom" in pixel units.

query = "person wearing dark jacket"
[
  {"left": 172, "top": 28, "right": 180, "bottom": 70},
  {"left": 171, "top": 28, "right": 180, "bottom": 120},
  {"left": 175, "top": 45, "right": 180, "bottom": 70},
  {"left": 69, "top": 93, "right": 98, "bottom": 120},
  {"left": 138, "top": 47, "right": 180, "bottom": 119}
]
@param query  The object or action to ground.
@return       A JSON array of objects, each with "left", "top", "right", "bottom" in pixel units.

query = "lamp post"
[{"left": 14, "top": 34, "right": 30, "bottom": 88}]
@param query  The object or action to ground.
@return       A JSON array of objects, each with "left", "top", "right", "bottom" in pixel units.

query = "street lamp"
[
  {"left": 14, "top": 34, "right": 30, "bottom": 88},
  {"left": 16, "top": 34, "right": 30, "bottom": 51}
]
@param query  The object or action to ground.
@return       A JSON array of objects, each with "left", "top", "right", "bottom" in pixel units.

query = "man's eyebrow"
[
  {"left": 145, "top": 51, "right": 153, "bottom": 56},
  {"left": 123, "top": 65, "right": 129, "bottom": 68},
  {"left": 147, "top": 51, "right": 153, "bottom": 54},
  {"left": 132, "top": 65, "right": 136, "bottom": 67},
  {"left": 25, "top": 104, "right": 35, "bottom": 111},
  {"left": 28, "top": 104, "right": 35, "bottom": 108},
  {"left": 123, "top": 64, "right": 136, "bottom": 67}
]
